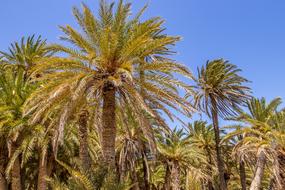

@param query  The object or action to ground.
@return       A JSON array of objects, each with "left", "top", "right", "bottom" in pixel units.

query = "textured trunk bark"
[
  {"left": 142, "top": 152, "right": 150, "bottom": 190},
  {"left": 11, "top": 143, "right": 22, "bottom": 190},
  {"left": 163, "top": 164, "right": 171, "bottom": 190},
  {"left": 207, "top": 179, "right": 214, "bottom": 190},
  {"left": 250, "top": 151, "right": 266, "bottom": 190},
  {"left": 237, "top": 133, "right": 247, "bottom": 190},
  {"left": 171, "top": 161, "right": 180, "bottom": 190},
  {"left": 211, "top": 106, "right": 227, "bottom": 190},
  {"left": 37, "top": 150, "right": 47, "bottom": 190},
  {"left": 278, "top": 153, "right": 285, "bottom": 188},
  {"left": 78, "top": 110, "right": 91, "bottom": 172},
  {"left": 101, "top": 87, "right": 116, "bottom": 168},
  {"left": 0, "top": 145, "right": 8, "bottom": 190},
  {"left": 205, "top": 148, "right": 214, "bottom": 190},
  {"left": 46, "top": 153, "right": 54, "bottom": 179},
  {"left": 239, "top": 161, "right": 247, "bottom": 190},
  {"left": 130, "top": 167, "right": 140, "bottom": 190},
  {"left": 0, "top": 169, "right": 7, "bottom": 190}
]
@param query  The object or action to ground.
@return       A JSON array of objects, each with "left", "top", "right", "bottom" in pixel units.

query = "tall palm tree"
[
  {"left": 0, "top": 36, "right": 52, "bottom": 190},
  {"left": 0, "top": 64, "right": 30, "bottom": 190},
  {"left": 0, "top": 58, "right": 8, "bottom": 190},
  {"left": 26, "top": 0, "right": 193, "bottom": 169},
  {"left": 194, "top": 59, "right": 251, "bottom": 190},
  {"left": 225, "top": 97, "right": 283, "bottom": 190}
]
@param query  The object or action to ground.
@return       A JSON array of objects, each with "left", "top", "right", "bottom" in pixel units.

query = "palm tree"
[
  {"left": 188, "top": 120, "right": 215, "bottom": 190},
  {"left": 0, "top": 36, "right": 52, "bottom": 190},
  {"left": 0, "top": 97, "right": 9, "bottom": 190},
  {"left": 271, "top": 110, "right": 285, "bottom": 188},
  {"left": 157, "top": 128, "right": 205, "bottom": 190},
  {"left": 0, "top": 35, "right": 51, "bottom": 70},
  {"left": 223, "top": 124, "right": 247, "bottom": 190},
  {"left": 194, "top": 59, "right": 251, "bottom": 190},
  {"left": 225, "top": 97, "right": 283, "bottom": 190},
  {"left": 116, "top": 106, "right": 154, "bottom": 189},
  {"left": 26, "top": 0, "right": 193, "bottom": 170},
  {"left": 0, "top": 64, "right": 30, "bottom": 190}
]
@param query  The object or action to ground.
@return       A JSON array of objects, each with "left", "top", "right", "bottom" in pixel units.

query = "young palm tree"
[
  {"left": 157, "top": 128, "right": 205, "bottom": 190},
  {"left": 116, "top": 106, "right": 154, "bottom": 189},
  {"left": 271, "top": 110, "right": 285, "bottom": 188},
  {"left": 26, "top": 0, "right": 193, "bottom": 169},
  {"left": 0, "top": 35, "right": 52, "bottom": 82},
  {"left": 188, "top": 121, "right": 215, "bottom": 190},
  {"left": 194, "top": 59, "right": 251, "bottom": 190},
  {"left": 223, "top": 124, "right": 247, "bottom": 190}
]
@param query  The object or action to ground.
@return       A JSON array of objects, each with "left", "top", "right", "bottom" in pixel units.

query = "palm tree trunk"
[
  {"left": 0, "top": 146, "right": 8, "bottom": 190},
  {"left": 142, "top": 147, "right": 150, "bottom": 190},
  {"left": 37, "top": 150, "right": 47, "bottom": 190},
  {"left": 130, "top": 166, "right": 140, "bottom": 190},
  {"left": 102, "top": 86, "right": 116, "bottom": 167},
  {"left": 211, "top": 106, "right": 227, "bottom": 190},
  {"left": 11, "top": 142, "right": 22, "bottom": 190},
  {"left": 171, "top": 160, "right": 180, "bottom": 190},
  {"left": 205, "top": 147, "right": 214, "bottom": 190},
  {"left": 277, "top": 153, "right": 285, "bottom": 188},
  {"left": 163, "top": 163, "right": 171, "bottom": 190},
  {"left": 239, "top": 161, "right": 247, "bottom": 190},
  {"left": 237, "top": 133, "right": 247, "bottom": 190},
  {"left": 250, "top": 150, "right": 266, "bottom": 190},
  {"left": 47, "top": 152, "right": 54, "bottom": 179},
  {"left": 78, "top": 110, "right": 91, "bottom": 172},
  {"left": 0, "top": 170, "right": 7, "bottom": 190}
]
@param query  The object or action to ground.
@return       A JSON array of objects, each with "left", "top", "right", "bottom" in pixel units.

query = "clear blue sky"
[{"left": 1, "top": 0, "right": 285, "bottom": 125}]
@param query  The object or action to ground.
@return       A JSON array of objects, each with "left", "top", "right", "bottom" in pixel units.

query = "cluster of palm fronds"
[{"left": 0, "top": 1, "right": 284, "bottom": 190}]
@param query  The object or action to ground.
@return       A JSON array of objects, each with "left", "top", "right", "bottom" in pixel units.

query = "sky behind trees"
[{"left": 1, "top": 0, "right": 284, "bottom": 124}]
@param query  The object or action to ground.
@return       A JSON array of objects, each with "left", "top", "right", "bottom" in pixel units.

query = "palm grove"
[{"left": 0, "top": 1, "right": 284, "bottom": 190}]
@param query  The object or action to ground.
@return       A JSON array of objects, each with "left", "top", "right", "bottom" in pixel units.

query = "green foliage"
[
  {"left": 0, "top": 1, "right": 284, "bottom": 190},
  {"left": 194, "top": 59, "right": 251, "bottom": 118}
]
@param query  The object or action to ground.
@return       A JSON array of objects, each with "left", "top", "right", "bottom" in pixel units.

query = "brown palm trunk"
[
  {"left": 163, "top": 163, "right": 171, "bottom": 190},
  {"left": 0, "top": 145, "right": 8, "bottom": 190},
  {"left": 211, "top": 106, "right": 227, "bottom": 190},
  {"left": 237, "top": 134, "right": 247, "bottom": 190},
  {"left": 78, "top": 110, "right": 91, "bottom": 172},
  {"left": 130, "top": 166, "right": 140, "bottom": 190},
  {"left": 206, "top": 147, "right": 214, "bottom": 190},
  {"left": 142, "top": 152, "right": 150, "bottom": 190},
  {"left": 250, "top": 150, "right": 266, "bottom": 190},
  {"left": 277, "top": 153, "right": 285, "bottom": 188},
  {"left": 11, "top": 142, "right": 22, "bottom": 190},
  {"left": 47, "top": 153, "right": 54, "bottom": 180},
  {"left": 0, "top": 169, "right": 7, "bottom": 190},
  {"left": 37, "top": 150, "right": 47, "bottom": 190},
  {"left": 101, "top": 86, "right": 116, "bottom": 167},
  {"left": 239, "top": 161, "right": 247, "bottom": 190},
  {"left": 171, "top": 160, "right": 180, "bottom": 190}
]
